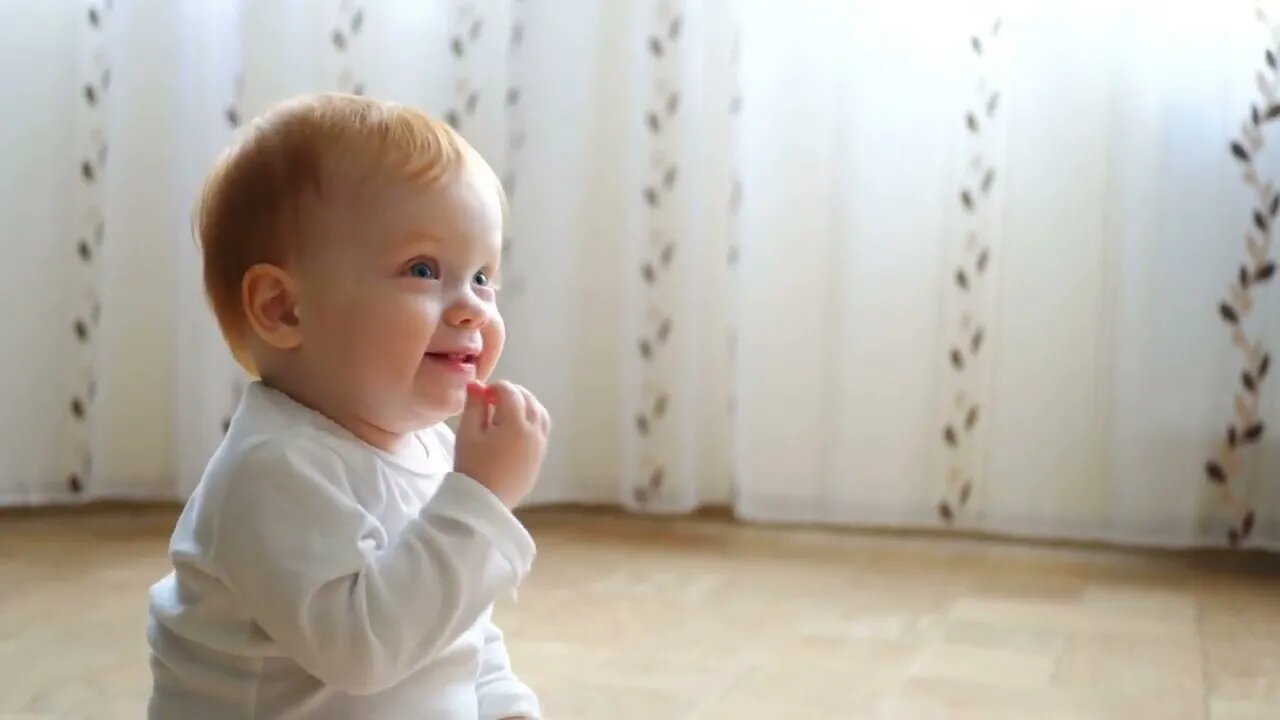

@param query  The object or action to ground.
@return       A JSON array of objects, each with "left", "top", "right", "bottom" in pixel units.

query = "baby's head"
[{"left": 199, "top": 93, "right": 505, "bottom": 445}]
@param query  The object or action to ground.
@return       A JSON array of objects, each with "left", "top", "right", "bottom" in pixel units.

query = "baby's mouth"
[{"left": 424, "top": 351, "right": 480, "bottom": 370}]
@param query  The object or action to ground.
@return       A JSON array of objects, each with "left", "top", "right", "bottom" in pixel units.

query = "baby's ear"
[{"left": 242, "top": 263, "right": 303, "bottom": 350}]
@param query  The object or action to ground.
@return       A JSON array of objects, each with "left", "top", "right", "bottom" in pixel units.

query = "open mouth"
[{"left": 425, "top": 351, "right": 480, "bottom": 372}]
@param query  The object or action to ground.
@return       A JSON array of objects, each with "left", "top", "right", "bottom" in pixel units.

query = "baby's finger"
[
  {"left": 489, "top": 382, "right": 526, "bottom": 426},
  {"left": 524, "top": 389, "right": 550, "bottom": 435},
  {"left": 460, "top": 383, "right": 490, "bottom": 434},
  {"left": 517, "top": 386, "right": 541, "bottom": 425}
]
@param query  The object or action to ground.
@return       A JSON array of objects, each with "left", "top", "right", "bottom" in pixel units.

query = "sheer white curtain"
[
  {"left": 1, "top": 0, "right": 1276, "bottom": 550},
  {"left": 734, "top": 0, "right": 1280, "bottom": 549}
]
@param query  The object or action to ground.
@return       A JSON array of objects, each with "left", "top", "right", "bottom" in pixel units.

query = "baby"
[{"left": 146, "top": 94, "right": 547, "bottom": 719}]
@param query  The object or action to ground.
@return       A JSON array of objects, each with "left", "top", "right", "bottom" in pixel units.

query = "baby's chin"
[{"left": 406, "top": 386, "right": 467, "bottom": 427}]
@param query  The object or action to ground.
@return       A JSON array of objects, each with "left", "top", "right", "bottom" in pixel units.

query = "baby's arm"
[
  {"left": 476, "top": 615, "right": 540, "bottom": 720},
  {"left": 211, "top": 438, "right": 534, "bottom": 695}
]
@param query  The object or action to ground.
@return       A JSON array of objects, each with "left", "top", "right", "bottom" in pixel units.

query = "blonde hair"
[{"left": 197, "top": 93, "right": 495, "bottom": 374}]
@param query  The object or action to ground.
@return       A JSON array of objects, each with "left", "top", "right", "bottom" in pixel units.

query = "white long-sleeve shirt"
[{"left": 146, "top": 382, "right": 540, "bottom": 720}]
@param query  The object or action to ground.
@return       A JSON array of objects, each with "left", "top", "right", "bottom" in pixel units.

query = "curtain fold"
[{"left": 1, "top": 0, "right": 1276, "bottom": 550}]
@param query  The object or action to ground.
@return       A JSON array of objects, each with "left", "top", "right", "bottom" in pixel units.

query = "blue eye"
[
  {"left": 473, "top": 270, "right": 490, "bottom": 287},
  {"left": 408, "top": 261, "right": 437, "bottom": 279}
]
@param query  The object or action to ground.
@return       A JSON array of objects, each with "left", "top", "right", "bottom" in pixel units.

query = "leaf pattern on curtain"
[
  {"left": 724, "top": 17, "right": 743, "bottom": 502},
  {"left": 1205, "top": 2, "right": 1280, "bottom": 548},
  {"left": 939, "top": 16, "right": 1002, "bottom": 524},
  {"left": 501, "top": 0, "right": 531, "bottom": 300},
  {"left": 334, "top": 1, "right": 367, "bottom": 96},
  {"left": 446, "top": 1, "right": 484, "bottom": 131},
  {"left": 63, "top": 0, "right": 115, "bottom": 496},
  {"left": 632, "top": 1, "right": 685, "bottom": 506}
]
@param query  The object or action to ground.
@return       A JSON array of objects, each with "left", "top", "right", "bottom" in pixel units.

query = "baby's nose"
[{"left": 443, "top": 295, "right": 486, "bottom": 327}]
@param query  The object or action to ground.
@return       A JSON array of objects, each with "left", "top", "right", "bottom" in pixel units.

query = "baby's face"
[{"left": 293, "top": 161, "right": 505, "bottom": 435}]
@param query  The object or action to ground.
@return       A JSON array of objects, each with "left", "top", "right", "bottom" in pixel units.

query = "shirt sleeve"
[
  {"left": 210, "top": 437, "right": 536, "bottom": 695},
  {"left": 476, "top": 616, "right": 542, "bottom": 720},
  {"left": 430, "top": 423, "right": 541, "bottom": 719}
]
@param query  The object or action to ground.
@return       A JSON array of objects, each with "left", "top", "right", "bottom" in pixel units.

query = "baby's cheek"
[
  {"left": 364, "top": 311, "right": 420, "bottom": 358},
  {"left": 478, "top": 315, "right": 505, "bottom": 381}
]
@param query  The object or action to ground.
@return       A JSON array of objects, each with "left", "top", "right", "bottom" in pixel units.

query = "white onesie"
[{"left": 146, "top": 382, "right": 540, "bottom": 719}]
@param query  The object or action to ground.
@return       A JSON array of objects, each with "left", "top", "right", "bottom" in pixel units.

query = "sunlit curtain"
[{"left": 1, "top": 0, "right": 1275, "bottom": 550}]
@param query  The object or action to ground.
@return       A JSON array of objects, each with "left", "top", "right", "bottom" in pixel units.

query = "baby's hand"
[{"left": 454, "top": 381, "right": 550, "bottom": 509}]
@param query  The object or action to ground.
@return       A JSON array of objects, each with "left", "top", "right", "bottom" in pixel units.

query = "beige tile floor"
[{"left": 2, "top": 505, "right": 1279, "bottom": 719}]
